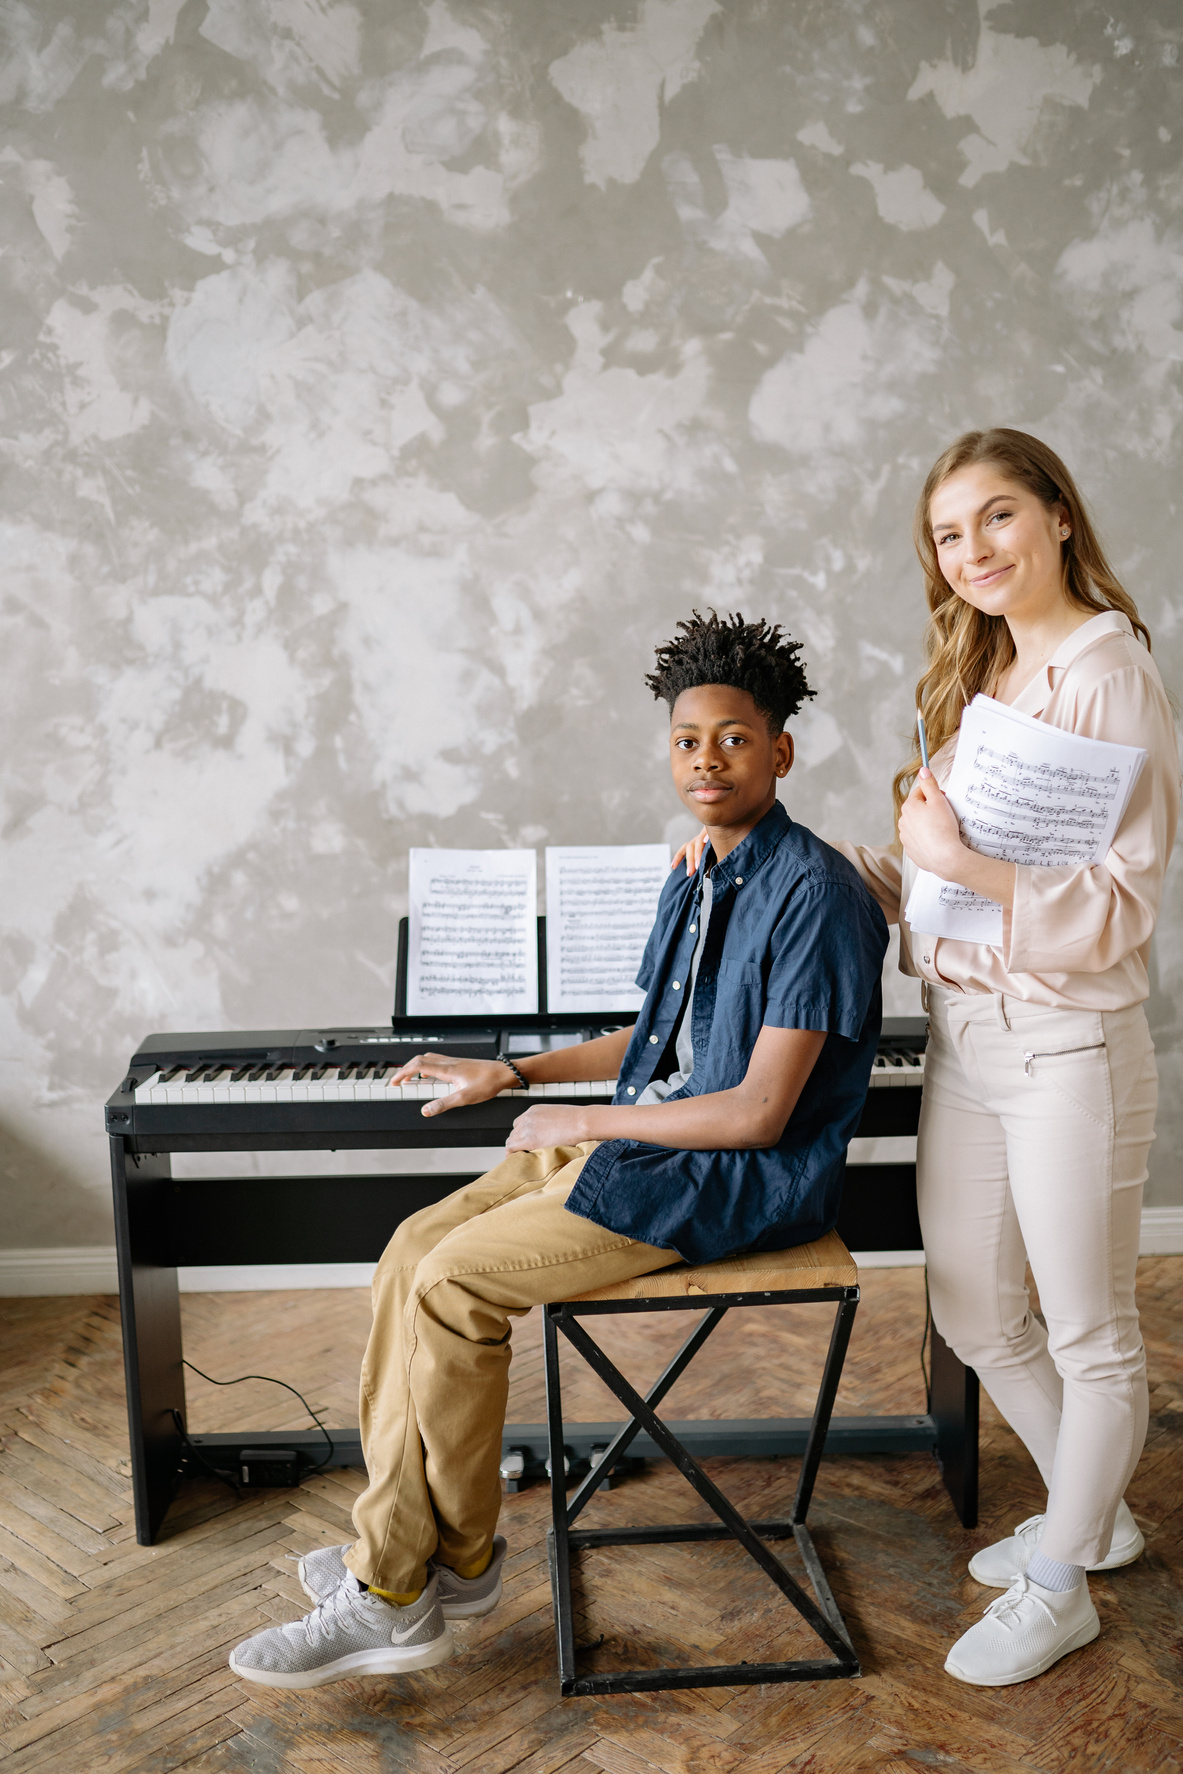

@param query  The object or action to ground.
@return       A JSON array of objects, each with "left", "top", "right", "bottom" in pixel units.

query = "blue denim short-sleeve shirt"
[{"left": 565, "top": 801, "right": 889, "bottom": 1265}]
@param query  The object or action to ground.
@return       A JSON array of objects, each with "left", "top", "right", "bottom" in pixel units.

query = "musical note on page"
[
  {"left": 904, "top": 695, "right": 1147, "bottom": 945},
  {"left": 408, "top": 849, "right": 537, "bottom": 1015},
  {"left": 545, "top": 845, "right": 670, "bottom": 1013}
]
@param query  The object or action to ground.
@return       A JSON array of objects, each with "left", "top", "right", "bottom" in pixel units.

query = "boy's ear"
[{"left": 775, "top": 731, "right": 794, "bottom": 779}]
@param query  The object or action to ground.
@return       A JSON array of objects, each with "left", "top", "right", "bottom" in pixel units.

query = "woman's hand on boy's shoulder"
[{"left": 670, "top": 827, "right": 710, "bottom": 877}]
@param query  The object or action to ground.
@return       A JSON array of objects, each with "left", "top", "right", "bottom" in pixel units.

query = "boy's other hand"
[
  {"left": 669, "top": 827, "right": 710, "bottom": 877},
  {"left": 504, "top": 1104, "right": 587, "bottom": 1152},
  {"left": 387, "top": 1053, "right": 519, "bottom": 1118}
]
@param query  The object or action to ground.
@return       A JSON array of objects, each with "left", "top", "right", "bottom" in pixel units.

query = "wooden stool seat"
[
  {"left": 543, "top": 1232, "right": 863, "bottom": 1696},
  {"left": 568, "top": 1229, "right": 858, "bottom": 1302}
]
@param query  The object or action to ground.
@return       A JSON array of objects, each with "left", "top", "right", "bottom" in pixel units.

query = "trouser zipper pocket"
[{"left": 1023, "top": 1042, "right": 1105, "bottom": 1078}]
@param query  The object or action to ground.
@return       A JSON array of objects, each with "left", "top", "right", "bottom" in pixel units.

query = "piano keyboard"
[
  {"left": 133, "top": 1068, "right": 620, "bottom": 1107},
  {"left": 868, "top": 1051, "right": 926, "bottom": 1088},
  {"left": 133, "top": 1049, "right": 924, "bottom": 1106}
]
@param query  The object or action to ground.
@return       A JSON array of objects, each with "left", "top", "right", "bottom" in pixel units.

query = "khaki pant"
[
  {"left": 343, "top": 1143, "right": 680, "bottom": 1593},
  {"left": 918, "top": 986, "right": 1157, "bottom": 1567}
]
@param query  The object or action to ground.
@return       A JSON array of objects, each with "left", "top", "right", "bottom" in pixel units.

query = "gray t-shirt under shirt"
[{"left": 635, "top": 873, "right": 714, "bottom": 1106}]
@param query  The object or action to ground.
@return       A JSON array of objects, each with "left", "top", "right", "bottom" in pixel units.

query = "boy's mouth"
[{"left": 687, "top": 782, "right": 733, "bottom": 802}]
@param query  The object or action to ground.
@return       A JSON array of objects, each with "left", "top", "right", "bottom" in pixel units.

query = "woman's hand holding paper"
[{"left": 899, "top": 771, "right": 1016, "bottom": 911}]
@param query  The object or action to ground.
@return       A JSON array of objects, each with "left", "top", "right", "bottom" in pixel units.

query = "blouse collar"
[{"left": 1008, "top": 609, "right": 1133, "bottom": 718}]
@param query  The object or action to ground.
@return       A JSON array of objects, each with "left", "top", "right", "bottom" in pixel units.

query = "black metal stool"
[{"left": 543, "top": 1230, "right": 861, "bottom": 1695}]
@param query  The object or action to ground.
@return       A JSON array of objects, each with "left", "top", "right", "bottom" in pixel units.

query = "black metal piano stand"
[{"left": 110, "top": 1133, "right": 978, "bottom": 1549}]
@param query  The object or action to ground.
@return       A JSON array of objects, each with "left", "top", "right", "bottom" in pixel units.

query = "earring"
[{"left": 1060, "top": 527, "right": 1070, "bottom": 538}]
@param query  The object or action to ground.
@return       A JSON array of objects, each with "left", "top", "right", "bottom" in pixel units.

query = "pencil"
[{"left": 917, "top": 710, "right": 930, "bottom": 771}]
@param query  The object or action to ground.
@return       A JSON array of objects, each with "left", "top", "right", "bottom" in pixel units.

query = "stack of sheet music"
[{"left": 905, "top": 694, "right": 1147, "bottom": 946}]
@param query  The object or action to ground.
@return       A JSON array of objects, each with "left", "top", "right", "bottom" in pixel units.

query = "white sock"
[{"left": 1026, "top": 1549, "right": 1084, "bottom": 1592}]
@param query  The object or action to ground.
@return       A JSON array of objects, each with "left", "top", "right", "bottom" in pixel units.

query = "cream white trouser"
[
  {"left": 343, "top": 1143, "right": 679, "bottom": 1594},
  {"left": 918, "top": 986, "right": 1157, "bottom": 1567}
]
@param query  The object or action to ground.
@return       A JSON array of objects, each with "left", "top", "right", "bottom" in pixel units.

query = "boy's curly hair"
[{"left": 645, "top": 609, "right": 815, "bottom": 734}]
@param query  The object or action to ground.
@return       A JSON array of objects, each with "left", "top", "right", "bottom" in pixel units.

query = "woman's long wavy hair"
[{"left": 892, "top": 428, "right": 1151, "bottom": 822}]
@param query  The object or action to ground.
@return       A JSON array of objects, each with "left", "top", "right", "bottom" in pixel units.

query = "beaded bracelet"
[{"left": 495, "top": 1053, "right": 530, "bottom": 1090}]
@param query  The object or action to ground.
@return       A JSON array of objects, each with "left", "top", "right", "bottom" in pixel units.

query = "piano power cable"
[{"left": 171, "top": 1361, "right": 335, "bottom": 1494}]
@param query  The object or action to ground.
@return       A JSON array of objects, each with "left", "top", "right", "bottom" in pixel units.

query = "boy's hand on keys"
[{"left": 387, "top": 1053, "right": 520, "bottom": 1117}]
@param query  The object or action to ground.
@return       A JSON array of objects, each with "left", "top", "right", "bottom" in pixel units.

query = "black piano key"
[
  {"left": 265, "top": 1066, "right": 285, "bottom": 1082},
  {"left": 336, "top": 1064, "right": 355, "bottom": 1080},
  {"left": 248, "top": 1066, "right": 269, "bottom": 1082},
  {"left": 310, "top": 1065, "right": 328, "bottom": 1080},
  {"left": 231, "top": 1066, "right": 251, "bottom": 1082},
  {"left": 373, "top": 1064, "right": 390, "bottom": 1079},
  {"left": 292, "top": 1065, "right": 311, "bottom": 1081}
]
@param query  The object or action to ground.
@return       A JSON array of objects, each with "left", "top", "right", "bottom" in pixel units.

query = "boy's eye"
[{"left": 721, "top": 734, "right": 745, "bottom": 746}]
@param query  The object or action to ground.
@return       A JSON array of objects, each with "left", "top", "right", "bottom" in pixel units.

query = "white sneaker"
[
  {"left": 968, "top": 1499, "right": 1144, "bottom": 1587},
  {"left": 944, "top": 1575, "right": 1099, "bottom": 1687}
]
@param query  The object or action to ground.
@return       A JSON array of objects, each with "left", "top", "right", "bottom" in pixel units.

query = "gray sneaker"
[
  {"left": 298, "top": 1534, "right": 507, "bottom": 1619},
  {"left": 230, "top": 1575, "right": 453, "bottom": 1688}
]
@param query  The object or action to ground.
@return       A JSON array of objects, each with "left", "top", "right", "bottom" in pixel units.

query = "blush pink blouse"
[{"left": 836, "top": 611, "right": 1181, "bottom": 1011}]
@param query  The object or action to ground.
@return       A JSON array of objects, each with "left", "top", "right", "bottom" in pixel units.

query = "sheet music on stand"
[
  {"left": 545, "top": 844, "right": 670, "bottom": 1013},
  {"left": 407, "top": 849, "right": 537, "bottom": 1016},
  {"left": 904, "top": 694, "right": 1147, "bottom": 946}
]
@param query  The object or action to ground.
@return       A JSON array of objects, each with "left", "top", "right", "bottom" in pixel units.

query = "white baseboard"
[
  {"left": 0, "top": 1247, "right": 121, "bottom": 1296},
  {"left": 1136, "top": 1206, "right": 1183, "bottom": 1254},
  {"left": 2, "top": 1208, "right": 1182, "bottom": 1296},
  {"left": 177, "top": 1263, "right": 376, "bottom": 1292}
]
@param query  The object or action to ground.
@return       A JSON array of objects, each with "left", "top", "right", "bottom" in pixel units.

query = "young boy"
[{"left": 230, "top": 609, "right": 888, "bottom": 1689}]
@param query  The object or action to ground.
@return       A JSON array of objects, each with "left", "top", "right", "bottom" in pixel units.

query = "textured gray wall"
[{"left": 2, "top": 0, "right": 1181, "bottom": 1248}]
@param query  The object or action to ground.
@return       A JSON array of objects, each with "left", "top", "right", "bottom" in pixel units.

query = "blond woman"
[{"left": 679, "top": 429, "right": 1179, "bottom": 1685}]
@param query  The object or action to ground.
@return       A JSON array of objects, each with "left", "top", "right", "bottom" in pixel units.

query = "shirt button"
[
  {"left": 735, "top": 877, "right": 743, "bottom": 885},
  {"left": 923, "top": 954, "right": 931, "bottom": 965},
  {"left": 672, "top": 980, "right": 681, "bottom": 990},
  {"left": 626, "top": 1085, "right": 636, "bottom": 1095},
  {"left": 688, "top": 924, "right": 696, "bottom": 934},
  {"left": 649, "top": 1034, "right": 659, "bottom": 1044}
]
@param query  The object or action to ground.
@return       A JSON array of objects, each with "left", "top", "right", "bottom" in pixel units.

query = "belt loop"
[
  {"left": 995, "top": 992, "right": 1011, "bottom": 1030},
  {"left": 920, "top": 980, "right": 931, "bottom": 1015}
]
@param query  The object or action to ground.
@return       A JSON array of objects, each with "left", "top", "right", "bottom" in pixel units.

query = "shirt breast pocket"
[{"left": 716, "top": 959, "right": 767, "bottom": 1057}]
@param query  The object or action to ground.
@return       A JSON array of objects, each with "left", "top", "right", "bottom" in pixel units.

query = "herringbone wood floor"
[{"left": 0, "top": 1262, "right": 1180, "bottom": 1773}]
